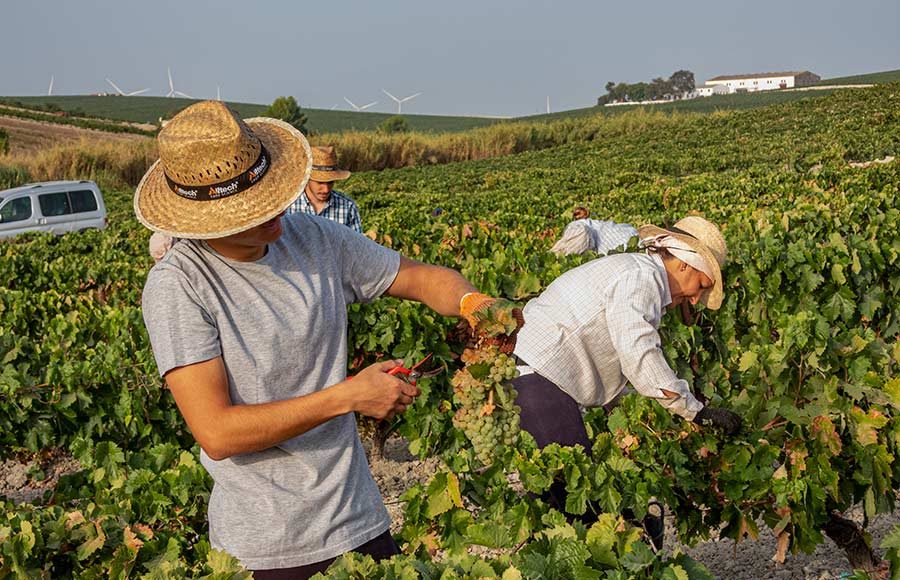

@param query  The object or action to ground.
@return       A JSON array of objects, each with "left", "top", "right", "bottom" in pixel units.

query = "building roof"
[{"left": 708, "top": 71, "right": 814, "bottom": 81}]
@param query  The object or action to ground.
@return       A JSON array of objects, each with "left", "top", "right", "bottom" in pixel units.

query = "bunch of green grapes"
[{"left": 451, "top": 347, "right": 521, "bottom": 465}]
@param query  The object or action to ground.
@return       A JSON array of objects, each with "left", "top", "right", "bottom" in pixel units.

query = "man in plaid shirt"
[
  {"left": 512, "top": 216, "right": 742, "bottom": 548},
  {"left": 286, "top": 145, "right": 362, "bottom": 233}
]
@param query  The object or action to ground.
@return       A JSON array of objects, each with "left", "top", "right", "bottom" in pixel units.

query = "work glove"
[
  {"left": 459, "top": 292, "right": 497, "bottom": 328},
  {"left": 692, "top": 406, "right": 742, "bottom": 435},
  {"left": 460, "top": 293, "right": 524, "bottom": 331}
]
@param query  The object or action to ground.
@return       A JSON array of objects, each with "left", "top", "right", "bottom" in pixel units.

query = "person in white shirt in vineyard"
[{"left": 513, "top": 215, "right": 742, "bottom": 549}]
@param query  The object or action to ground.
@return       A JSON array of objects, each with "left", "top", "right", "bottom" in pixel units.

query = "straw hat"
[
  {"left": 638, "top": 216, "right": 728, "bottom": 310},
  {"left": 134, "top": 100, "right": 312, "bottom": 239},
  {"left": 309, "top": 146, "right": 351, "bottom": 182}
]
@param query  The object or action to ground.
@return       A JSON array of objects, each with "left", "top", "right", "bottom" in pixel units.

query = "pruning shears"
[
  {"left": 348, "top": 353, "right": 444, "bottom": 386},
  {"left": 386, "top": 353, "right": 444, "bottom": 386}
]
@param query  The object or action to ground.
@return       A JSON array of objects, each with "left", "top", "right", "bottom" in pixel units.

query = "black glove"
[{"left": 693, "top": 406, "right": 742, "bottom": 435}]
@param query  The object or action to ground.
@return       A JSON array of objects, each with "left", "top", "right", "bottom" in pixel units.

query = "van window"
[
  {"left": 69, "top": 189, "right": 98, "bottom": 213},
  {"left": 0, "top": 197, "right": 33, "bottom": 223},
  {"left": 39, "top": 192, "right": 71, "bottom": 216}
]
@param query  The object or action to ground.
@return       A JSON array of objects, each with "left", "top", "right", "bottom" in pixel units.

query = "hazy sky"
[{"left": 2, "top": 0, "right": 897, "bottom": 117}]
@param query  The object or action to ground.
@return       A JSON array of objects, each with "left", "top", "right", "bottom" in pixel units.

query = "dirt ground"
[
  {"left": 0, "top": 115, "right": 151, "bottom": 155},
  {"left": 3, "top": 441, "right": 897, "bottom": 579}
]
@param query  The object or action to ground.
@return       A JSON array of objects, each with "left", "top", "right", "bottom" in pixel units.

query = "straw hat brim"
[
  {"left": 638, "top": 224, "right": 724, "bottom": 310},
  {"left": 310, "top": 168, "right": 351, "bottom": 182},
  {"left": 134, "top": 117, "right": 312, "bottom": 239}
]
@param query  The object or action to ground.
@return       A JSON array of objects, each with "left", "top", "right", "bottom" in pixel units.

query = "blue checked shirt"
[{"left": 287, "top": 189, "right": 362, "bottom": 233}]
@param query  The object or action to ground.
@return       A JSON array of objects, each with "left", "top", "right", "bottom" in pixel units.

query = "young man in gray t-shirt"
[{"left": 135, "top": 101, "right": 505, "bottom": 578}]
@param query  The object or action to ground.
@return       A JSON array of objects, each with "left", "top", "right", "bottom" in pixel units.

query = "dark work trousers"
[
  {"left": 511, "top": 371, "right": 598, "bottom": 524},
  {"left": 250, "top": 530, "right": 400, "bottom": 580}
]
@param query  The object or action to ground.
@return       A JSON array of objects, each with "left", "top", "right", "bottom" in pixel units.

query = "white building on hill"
[
  {"left": 693, "top": 84, "right": 729, "bottom": 97},
  {"left": 705, "top": 71, "right": 821, "bottom": 93}
]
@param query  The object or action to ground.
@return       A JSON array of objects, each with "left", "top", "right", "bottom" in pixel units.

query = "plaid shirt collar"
[{"left": 298, "top": 189, "right": 332, "bottom": 214}]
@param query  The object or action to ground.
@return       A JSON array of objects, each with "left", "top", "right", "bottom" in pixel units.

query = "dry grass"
[
  {"left": 311, "top": 108, "right": 686, "bottom": 171},
  {"left": 0, "top": 116, "right": 151, "bottom": 156},
  {"left": 0, "top": 138, "right": 157, "bottom": 190},
  {"left": 0, "top": 108, "right": 691, "bottom": 192}
]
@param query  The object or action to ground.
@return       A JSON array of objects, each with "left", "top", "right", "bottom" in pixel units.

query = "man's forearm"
[
  {"left": 423, "top": 266, "right": 478, "bottom": 316},
  {"left": 388, "top": 257, "right": 477, "bottom": 317},
  {"left": 199, "top": 384, "right": 351, "bottom": 460}
]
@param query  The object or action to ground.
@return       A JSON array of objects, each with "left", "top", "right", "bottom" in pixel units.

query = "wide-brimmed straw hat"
[
  {"left": 309, "top": 146, "right": 351, "bottom": 182},
  {"left": 638, "top": 216, "right": 728, "bottom": 310},
  {"left": 134, "top": 100, "right": 312, "bottom": 239}
]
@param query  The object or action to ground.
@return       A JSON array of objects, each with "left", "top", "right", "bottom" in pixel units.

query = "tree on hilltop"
[
  {"left": 378, "top": 115, "right": 409, "bottom": 134},
  {"left": 669, "top": 70, "right": 696, "bottom": 93},
  {"left": 598, "top": 69, "right": 695, "bottom": 104},
  {"left": 266, "top": 96, "right": 308, "bottom": 133}
]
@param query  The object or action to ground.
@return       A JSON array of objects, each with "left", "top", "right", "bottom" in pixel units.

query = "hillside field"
[
  {"left": 1, "top": 83, "right": 899, "bottom": 577},
  {"left": 0, "top": 96, "right": 501, "bottom": 134},
  {"left": 2, "top": 68, "right": 897, "bottom": 135}
]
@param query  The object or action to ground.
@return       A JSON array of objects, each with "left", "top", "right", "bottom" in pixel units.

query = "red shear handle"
[{"left": 387, "top": 366, "right": 413, "bottom": 377}]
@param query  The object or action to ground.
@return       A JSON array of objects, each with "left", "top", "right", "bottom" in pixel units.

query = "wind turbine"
[
  {"left": 106, "top": 78, "right": 149, "bottom": 96},
  {"left": 166, "top": 68, "right": 194, "bottom": 99},
  {"left": 216, "top": 86, "right": 221, "bottom": 101},
  {"left": 546, "top": 96, "right": 551, "bottom": 114},
  {"left": 382, "top": 89, "right": 422, "bottom": 114},
  {"left": 343, "top": 97, "right": 378, "bottom": 111},
  {"left": 48, "top": 75, "right": 54, "bottom": 96}
]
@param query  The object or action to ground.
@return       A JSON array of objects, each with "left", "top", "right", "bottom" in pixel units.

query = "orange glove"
[{"left": 459, "top": 292, "right": 496, "bottom": 328}]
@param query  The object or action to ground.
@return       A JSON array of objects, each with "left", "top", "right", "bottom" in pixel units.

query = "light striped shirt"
[
  {"left": 287, "top": 189, "right": 362, "bottom": 233},
  {"left": 551, "top": 219, "right": 638, "bottom": 256},
  {"left": 514, "top": 252, "right": 703, "bottom": 420}
]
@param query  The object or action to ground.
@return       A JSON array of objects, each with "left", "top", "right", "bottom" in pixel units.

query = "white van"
[{"left": 0, "top": 180, "right": 107, "bottom": 239}]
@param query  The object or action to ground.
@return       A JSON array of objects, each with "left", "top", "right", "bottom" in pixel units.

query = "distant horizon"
[{"left": 4, "top": 65, "right": 896, "bottom": 121}]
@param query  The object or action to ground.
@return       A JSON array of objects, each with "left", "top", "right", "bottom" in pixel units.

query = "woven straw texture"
[
  {"left": 134, "top": 101, "right": 311, "bottom": 239},
  {"left": 638, "top": 216, "right": 727, "bottom": 310},
  {"left": 310, "top": 145, "right": 351, "bottom": 182}
]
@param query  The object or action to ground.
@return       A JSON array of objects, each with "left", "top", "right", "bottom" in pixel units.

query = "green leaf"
[
  {"left": 881, "top": 525, "right": 900, "bottom": 550},
  {"left": 850, "top": 407, "right": 889, "bottom": 446},
  {"left": 883, "top": 378, "right": 900, "bottom": 408},
  {"left": 831, "top": 263, "right": 846, "bottom": 285},
  {"left": 468, "top": 363, "right": 492, "bottom": 380},
  {"left": 660, "top": 565, "right": 690, "bottom": 580},
  {"left": 738, "top": 351, "right": 758, "bottom": 372},
  {"left": 620, "top": 541, "right": 655, "bottom": 572},
  {"left": 585, "top": 514, "right": 619, "bottom": 567},
  {"left": 678, "top": 556, "right": 716, "bottom": 579},
  {"left": 200, "top": 549, "right": 253, "bottom": 579},
  {"left": 467, "top": 521, "right": 510, "bottom": 549},
  {"left": 865, "top": 487, "right": 877, "bottom": 519},
  {"left": 425, "top": 472, "right": 463, "bottom": 518},
  {"left": 76, "top": 523, "right": 106, "bottom": 561},
  {"left": 501, "top": 567, "right": 524, "bottom": 580}
]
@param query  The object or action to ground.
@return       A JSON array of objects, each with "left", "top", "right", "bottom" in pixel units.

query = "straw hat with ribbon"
[
  {"left": 134, "top": 100, "right": 312, "bottom": 239},
  {"left": 637, "top": 216, "right": 728, "bottom": 310},
  {"left": 309, "top": 146, "right": 351, "bottom": 182}
]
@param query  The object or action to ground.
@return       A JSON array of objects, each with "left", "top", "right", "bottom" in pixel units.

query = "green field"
[
  {"left": 0, "top": 95, "right": 500, "bottom": 134},
  {"left": 818, "top": 68, "right": 900, "bottom": 85},
  {"left": 1, "top": 68, "right": 895, "bottom": 135},
  {"left": 3, "top": 68, "right": 898, "bottom": 135},
  {"left": 520, "top": 68, "right": 900, "bottom": 124},
  {"left": 2, "top": 82, "right": 900, "bottom": 577},
  {"left": 517, "top": 87, "right": 850, "bottom": 123}
]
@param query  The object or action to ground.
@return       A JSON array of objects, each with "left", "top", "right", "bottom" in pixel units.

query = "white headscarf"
[{"left": 642, "top": 234, "right": 714, "bottom": 280}]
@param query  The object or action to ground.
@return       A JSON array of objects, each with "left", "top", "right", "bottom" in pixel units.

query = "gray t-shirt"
[{"left": 141, "top": 213, "right": 401, "bottom": 569}]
